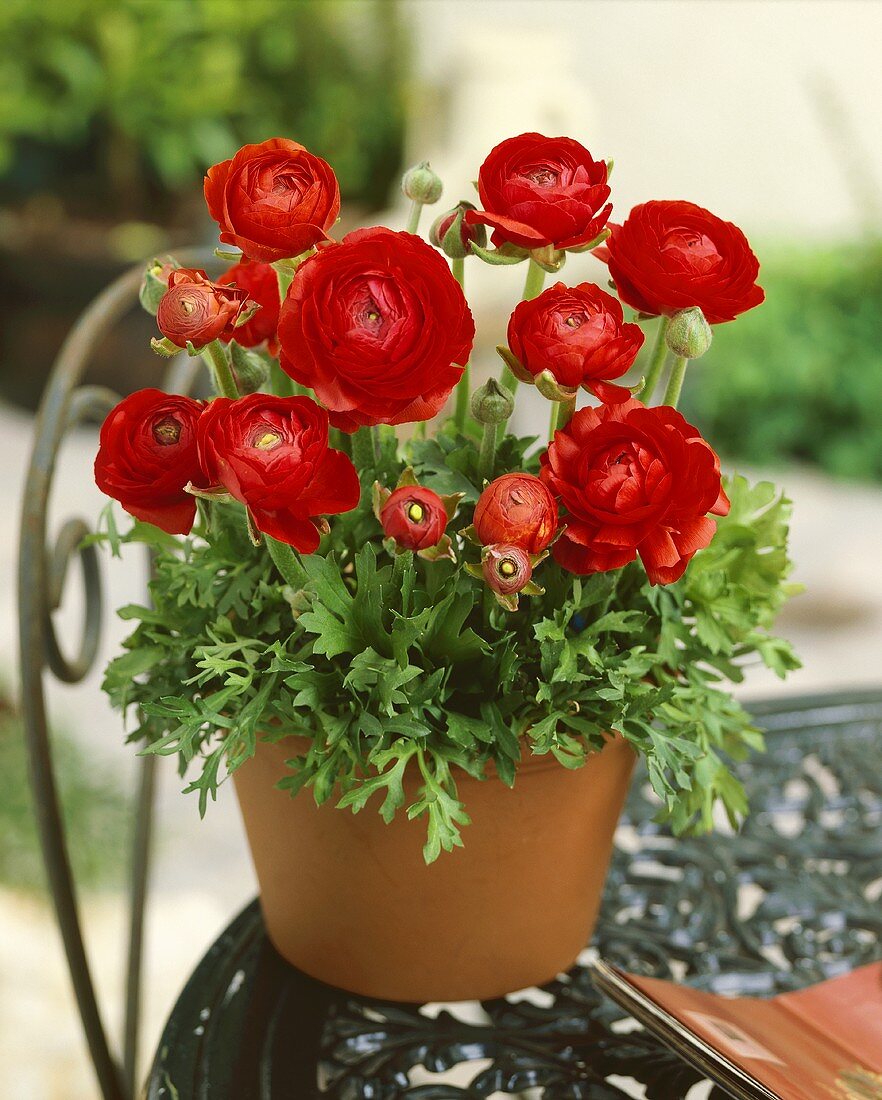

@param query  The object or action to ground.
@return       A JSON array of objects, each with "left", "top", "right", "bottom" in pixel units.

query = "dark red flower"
[
  {"left": 540, "top": 399, "right": 730, "bottom": 585},
  {"left": 506, "top": 282, "right": 644, "bottom": 402},
  {"left": 481, "top": 544, "right": 533, "bottom": 596},
  {"left": 473, "top": 473, "right": 558, "bottom": 554},
  {"left": 94, "top": 389, "right": 205, "bottom": 534},
  {"left": 464, "top": 133, "right": 611, "bottom": 251},
  {"left": 156, "top": 268, "right": 252, "bottom": 349},
  {"left": 277, "top": 227, "right": 475, "bottom": 431},
  {"left": 204, "top": 138, "right": 340, "bottom": 264},
  {"left": 217, "top": 259, "right": 281, "bottom": 354},
  {"left": 380, "top": 485, "right": 448, "bottom": 551},
  {"left": 196, "top": 394, "right": 359, "bottom": 552},
  {"left": 599, "top": 200, "right": 764, "bottom": 324}
]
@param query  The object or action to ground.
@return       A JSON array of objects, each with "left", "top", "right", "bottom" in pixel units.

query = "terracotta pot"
[{"left": 234, "top": 734, "right": 636, "bottom": 1002}]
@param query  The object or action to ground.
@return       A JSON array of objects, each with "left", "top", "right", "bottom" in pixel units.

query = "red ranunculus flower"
[
  {"left": 506, "top": 282, "right": 644, "bottom": 402},
  {"left": 540, "top": 399, "right": 730, "bottom": 585},
  {"left": 277, "top": 227, "right": 475, "bottom": 431},
  {"left": 380, "top": 485, "right": 448, "bottom": 551},
  {"left": 196, "top": 394, "right": 359, "bottom": 552},
  {"left": 482, "top": 544, "right": 533, "bottom": 596},
  {"left": 204, "top": 138, "right": 340, "bottom": 264},
  {"left": 94, "top": 389, "right": 205, "bottom": 535},
  {"left": 156, "top": 268, "right": 252, "bottom": 349},
  {"left": 217, "top": 259, "right": 281, "bottom": 354},
  {"left": 464, "top": 133, "right": 611, "bottom": 251},
  {"left": 473, "top": 473, "right": 558, "bottom": 554},
  {"left": 600, "top": 200, "right": 764, "bottom": 324}
]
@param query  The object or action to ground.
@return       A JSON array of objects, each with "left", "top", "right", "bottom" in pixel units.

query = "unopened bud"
[
  {"left": 401, "top": 161, "right": 443, "bottom": 205},
  {"left": 470, "top": 378, "right": 514, "bottom": 425},
  {"left": 665, "top": 307, "right": 712, "bottom": 360},
  {"left": 429, "top": 201, "right": 487, "bottom": 259},
  {"left": 230, "top": 342, "right": 270, "bottom": 394},
  {"left": 139, "top": 258, "right": 177, "bottom": 316},
  {"left": 482, "top": 544, "right": 532, "bottom": 596}
]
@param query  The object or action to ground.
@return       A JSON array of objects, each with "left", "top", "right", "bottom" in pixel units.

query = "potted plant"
[{"left": 95, "top": 133, "right": 798, "bottom": 1002}]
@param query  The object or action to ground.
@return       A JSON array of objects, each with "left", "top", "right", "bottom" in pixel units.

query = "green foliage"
[
  {"left": 101, "top": 431, "right": 799, "bottom": 860},
  {"left": 682, "top": 243, "right": 882, "bottom": 482},
  {"left": 0, "top": 0, "right": 407, "bottom": 211},
  {"left": 0, "top": 693, "right": 128, "bottom": 891}
]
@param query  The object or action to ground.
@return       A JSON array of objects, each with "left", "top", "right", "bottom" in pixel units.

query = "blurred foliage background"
[
  {"left": 684, "top": 244, "right": 882, "bottom": 482},
  {"left": 0, "top": 0, "right": 407, "bottom": 218}
]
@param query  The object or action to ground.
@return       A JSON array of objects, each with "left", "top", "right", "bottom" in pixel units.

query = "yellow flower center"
[
  {"left": 152, "top": 415, "right": 181, "bottom": 446},
  {"left": 407, "top": 502, "right": 425, "bottom": 523},
  {"left": 499, "top": 559, "right": 517, "bottom": 577},
  {"left": 254, "top": 431, "right": 281, "bottom": 450}
]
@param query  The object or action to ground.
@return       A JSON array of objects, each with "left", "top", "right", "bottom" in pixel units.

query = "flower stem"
[
  {"left": 370, "top": 424, "right": 382, "bottom": 463},
  {"left": 662, "top": 356, "right": 688, "bottom": 408},
  {"left": 450, "top": 258, "right": 471, "bottom": 432},
  {"left": 202, "top": 340, "right": 239, "bottom": 399},
  {"left": 390, "top": 549, "right": 407, "bottom": 596},
  {"left": 478, "top": 420, "right": 497, "bottom": 483},
  {"left": 351, "top": 426, "right": 375, "bottom": 472},
  {"left": 274, "top": 264, "right": 294, "bottom": 300},
  {"left": 549, "top": 395, "right": 577, "bottom": 440},
  {"left": 522, "top": 257, "right": 547, "bottom": 302},
  {"left": 638, "top": 317, "right": 672, "bottom": 404},
  {"left": 265, "top": 535, "right": 308, "bottom": 588},
  {"left": 405, "top": 199, "right": 422, "bottom": 235},
  {"left": 495, "top": 258, "right": 548, "bottom": 443}
]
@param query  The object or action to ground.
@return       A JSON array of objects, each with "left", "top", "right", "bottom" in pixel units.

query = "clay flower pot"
[{"left": 234, "top": 734, "right": 636, "bottom": 1002}]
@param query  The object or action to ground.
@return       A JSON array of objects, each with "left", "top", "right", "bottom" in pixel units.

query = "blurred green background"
[{"left": 0, "top": 0, "right": 408, "bottom": 408}]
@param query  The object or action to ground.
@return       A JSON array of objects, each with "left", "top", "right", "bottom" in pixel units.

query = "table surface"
[{"left": 146, "top": 690, "right": 882, "bottom": 1099}]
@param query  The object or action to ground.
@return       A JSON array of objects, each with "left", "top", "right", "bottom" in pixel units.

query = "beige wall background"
[{"left": 405, "top": 0, "right": 882, "bottom": 240}]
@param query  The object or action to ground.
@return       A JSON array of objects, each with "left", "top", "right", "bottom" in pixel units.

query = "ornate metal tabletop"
[{"left": 146, "top": 690, "right": 882, "bottom": 1099}]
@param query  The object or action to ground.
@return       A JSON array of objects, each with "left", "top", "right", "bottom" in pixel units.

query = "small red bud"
[
  {"left": 429, "top": 201, "right": 487, "bottom": 259},
  {"left": 474, "top": 473, "right": 558, "bottom": 554},
  {"left": 380, "top": 485, "right": 448, "bottom": 551},
  {"left": 482, "top": 544, "right": 532, "bottom": 595}
]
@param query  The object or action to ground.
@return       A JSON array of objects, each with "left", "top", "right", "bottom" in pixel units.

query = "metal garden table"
[{"left": 146, "top": 691, "right": 882, "bottom": 1099}]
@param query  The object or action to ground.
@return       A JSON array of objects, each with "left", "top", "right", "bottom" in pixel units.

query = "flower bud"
[
  {"left": 401, "top": 161, "right": 443, "bottom": 205},
  {"left": 470, "top": 378, "right": 514, "bottom": 425},
  {"left": 139, "top": 259, "right": 177, "bottom": 316},
  {"left": 474, "top": 473, "right": 558, "bottom": 554},
  {"left": 380, "top": 485, "right": 448, "bottom": 551},
  {"left": 429, "top": 201, "right": 487, "bottom": 259},
  {"left": 229, "top": 342, "right": 270, "bottom": 395},
  {"left": 665, "top": 306, "right": 713, "bottom": 360},
  {"left": 482, "top": 543, "right": 532, "bottom": 596},
  {"left": 156, "top": 268, "right": 253, "bottom": 350}
]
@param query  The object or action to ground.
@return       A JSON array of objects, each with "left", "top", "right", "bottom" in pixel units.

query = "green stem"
[
  {"left": 405, "top": 199, "right": 422, "bottom": 235},
  {"left": 390, "top": 549, "right": 407, "bottom": 596},
  {"left": 274, "top": 264, "right": 294, "bottom": 300},
  {"left": 265, "top": 536, "right": 308, "bottom": 589},
  {"left": 549, "top": 395, "right": 577, "bottom": 440},
  {"left": 370, "top": 424, "right": 382, "bottom": 463},
  {"left": 450, "top": 258, "right": 472, "bottom": 432},
  {"left": 662, "top": 356, "right": 688, "bottom": 408},
  {"left": 522, "top": 257, "right": 547, "bottom": 302},
  {"left": 201, "top": 340, "right": 239, "bottom": 399},
  {"left": 478, "top": 420, "right": 497, "bottom": 483},
  {"left": 638, "top": 317, "right": 672, "bottom": 404},
  {"left": 351, "top": 427, "right": 375, "bottom": 472}
]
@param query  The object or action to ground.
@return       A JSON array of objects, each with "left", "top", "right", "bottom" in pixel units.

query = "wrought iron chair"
[
  {"left": 18, "top": 260, "right": 882, "bottom": 1098},
  {"left": 17, "top": 256, "right": 206, "bottom": 1099}
]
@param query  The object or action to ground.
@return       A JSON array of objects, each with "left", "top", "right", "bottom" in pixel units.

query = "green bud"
[
  {"left": 401, "top": 160, "right": 443, "bottom": 205},
  {"left": 139, "top": 258, "right": 176, "bottom": 316},
  {"left": 665, "top": 306, "right": 713, "bottom": 360},
  {"left": 230, "top": 342, "right": 271, "bottom": 395},
  {"left": 429, "top": 201, "right": 487, "bottom": 259},
  {"left": 470, "top": 377, "right": 514, "bottom": 425}
]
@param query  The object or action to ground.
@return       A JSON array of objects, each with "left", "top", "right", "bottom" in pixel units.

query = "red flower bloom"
[
  {"left": 380, "top": 485, "right": 448, "bottom": 551},
  {"left": 204, "top": 138, "right": 340, "bottom": 264},
  {"left": 473, "top": 473, "right": 558, "bottom": 554},
  {"left": 94, "top": 389, "right": 205, "bottom": 535},
  {"left": 196, "top": 394, "right": 359, "bottom": 552},
  {"left": 464, "top": 133, "right": 611, "bottom": 251},
  {"left": 277, "top": 227, "right": 475, "bottom": 431},
  {"left": 217, "top": 260, "right": 281, "bottom": 354},
  {"left": 156, "top": 268, "right": 252, "bottom": 349},
  {"left": 600, "top": 201, "right": 764, "bottom": 324},
  {"left": 481, "top": 544, "right": 533, "bottom": 596},
  {"left": 540, "top": 399, "right": 730, "bottom": 585},
  {"left": 506, "top": 282, "right": 644, "bottom": 402}
]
